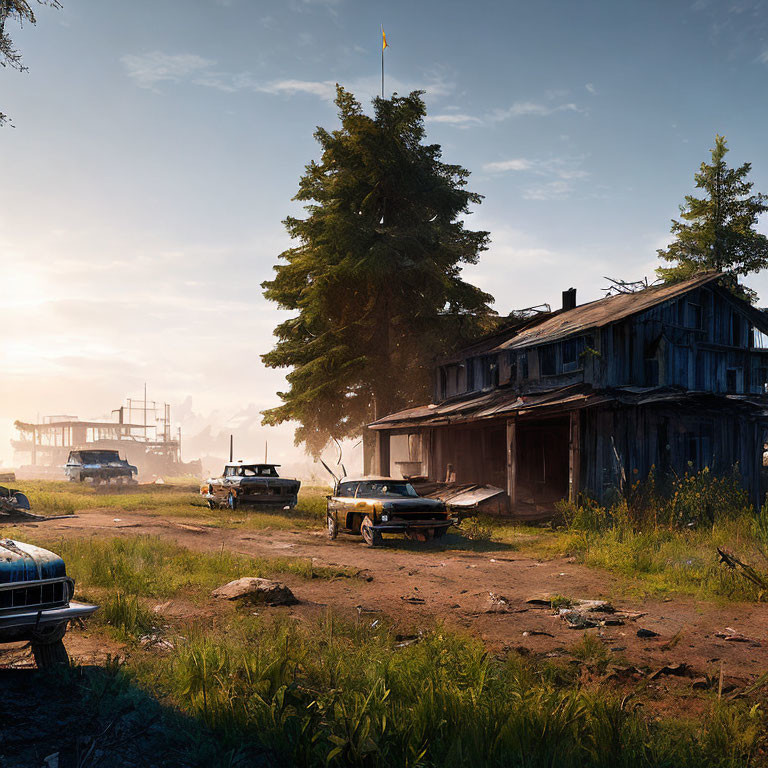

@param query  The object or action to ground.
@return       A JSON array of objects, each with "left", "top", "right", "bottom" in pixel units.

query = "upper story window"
[
  {"left": 731, "top": 313, "right": 743, "bottom": 347},
  {"left": 540, "top": 345, "right": 557, "bottom": 376},
  {"left": 481, "top": 356, "right": 499, "bottom": 388},
  {"left": 466, "top": 359, "right": 476, "bottom": 391},
  {"left": 508, "top": 351, "right": 517, "bottom": 383},
  {"left": 520, "top": 352, "right": 529, "bottom": 380},
  {"left": 686, "top": 302, "right": 703, "bottom": 330}
]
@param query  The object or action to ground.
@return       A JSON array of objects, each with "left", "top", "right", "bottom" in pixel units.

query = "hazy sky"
[{"left": 2, "top": 0, "right": 768, "bottom": 467}]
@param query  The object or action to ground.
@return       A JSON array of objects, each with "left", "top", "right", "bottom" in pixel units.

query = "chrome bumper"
[
  {"left": 0, "top": 600, "right": 98, "bottom": 631},
  {"left": 372, "top": 519, "right": 453, "bottom": 532}
]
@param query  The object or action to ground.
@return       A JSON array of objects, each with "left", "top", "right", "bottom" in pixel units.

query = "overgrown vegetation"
[
  {"left": 548, "top": 468, "right": 768, "bottom": 600},
  {"left": 63, "top": 612, "right": 767, "bottom": 767}
]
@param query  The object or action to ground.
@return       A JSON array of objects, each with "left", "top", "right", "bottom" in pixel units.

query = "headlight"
[{"left": 381, "top": 514, "right": 389, "bottom": 522}]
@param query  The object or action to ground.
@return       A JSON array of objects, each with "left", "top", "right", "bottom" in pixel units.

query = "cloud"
[
  {"left": 489, "top": 101, "right": 585, "bottom": 121},
  {"left": 482, "top": 158, "right": 534, "bottom": 172},
  {"left": 482, "top": 156, "right": 589, "bottom": 200},
  {"left": 120, "top": 52, "right": 215, "bottom": 89},
  {"left": 522, "top": 180, "right": 573, "bottom": 200},
  {"left": 426, "top": 113, "right": 483, "bottom": 126},
  {"left": 585, "top": 82, "right": 597, "bottom": 94},
  {"left": 121, "top": 52, "right": 452, "bottom": 103},
  {"left": 760, "top": 49, "right": 768, "bottom": 62}
]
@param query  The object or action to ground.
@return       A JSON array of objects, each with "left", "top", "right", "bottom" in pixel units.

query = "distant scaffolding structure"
[{"left": 12, "top": 390, "right": 199, "bottom": 478}]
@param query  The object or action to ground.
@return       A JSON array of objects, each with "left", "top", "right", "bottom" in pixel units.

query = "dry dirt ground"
[{"left": 8, "top": 507, "right": 768, "bottom": 688}]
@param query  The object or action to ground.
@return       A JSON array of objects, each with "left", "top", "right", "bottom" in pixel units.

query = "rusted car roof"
[{"left": 493, "top": 272, "right": 721, "bottom": 352}]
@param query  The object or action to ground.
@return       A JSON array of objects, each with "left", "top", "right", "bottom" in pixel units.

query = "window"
[
  {"left": 726, "top": 367, "right": 743, "bottom": 393},
  {"left": 540, "top": 345, "right": 557, "bottom": 376},
  {"left": 520, "top": 352, "right": 529, "bottom": 380},
  {"left": 562, "top": 337, "right": 585, "bottom": 372},
  {"left": 481, "top": 356, "right": 498, "bottom": 388},
  {"left": 686, "top": 302, "right": 703, "bottom": 330},
  {"left": 508, "top": 351, "right": 517, "bottom": 383},
  {"left": 756, "top": 367, "right": 768, "bottom": 393},
  {"left": 731, "top": 313, "right": 743, "bottom": 347},
  {"left": 466, "top": 359, "right": 475, "bottom": 391},
  {"left": 439, "top": 368, "right": 447, "bottom": 399}
]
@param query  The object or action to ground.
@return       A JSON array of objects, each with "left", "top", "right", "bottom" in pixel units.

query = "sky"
[{"left": 1, "top": 0, "right": 768, "bottom": 471}]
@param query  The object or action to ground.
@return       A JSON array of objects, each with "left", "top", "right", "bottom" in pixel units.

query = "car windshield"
[
  {"left": 355, "top": 481, "right": 418, "bottom": 498},
  {"left": 75, "top": 451, "right": 121, "bottom": 463}
]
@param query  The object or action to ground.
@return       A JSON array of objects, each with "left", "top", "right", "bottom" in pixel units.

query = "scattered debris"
[
  {"left": 486, "top": 592, "right": 513, "bottom": 613},
  {"left": 715, "top": 627, "right": 755, "bottom": 643},
  {"left": 605, "top": 665, "right": 645, "bottom": 682},
  {"left": 692, "top": 677, "right": 710, "bottom": 690},
  {"left": 400, "top": 596, "right": 425, "bottom": 604},
  {"left": 139, "top": 633, "right": 175, "bottom": 651},
  {"left": 717, "top": 548, "right": 768, "bottom": 591},
  {"left": 649, "top": 662, "right": 690, "bottom": 680},
  {"left": 525, "top": 594, "right": 554, "bottom": 608},
  {"left": 522, "top": 629, "right": 554, "bottom": 638},
  {"left": 637, "top": 628, "right": 660, "bottom": 639},
  {"left": 212, "top": 577, "right": 297, "bottom": 605}
]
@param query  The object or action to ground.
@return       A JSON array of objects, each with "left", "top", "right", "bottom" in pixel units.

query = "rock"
[
  {"left": 649, "top": 662, "right": 690, "bottom": 680},
  {"left": 525, "top": 594, "right": 553, "bottom": 607},
  {"left": 212, "top": 577, "right": 296, "bottom": 605},
  {"left": 487, "top": 592, "right": 512, "bottom": 613},
  {"left": 637, "top": 628, "right": 660, "bottom": 638},
  {"left": 692, "top": 677, "right": 710, "bottom": 690}
]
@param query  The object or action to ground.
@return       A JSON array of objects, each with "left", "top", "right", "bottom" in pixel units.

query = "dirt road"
[{"left": 11, "top": 508, "right": 768, "bottom": 686}]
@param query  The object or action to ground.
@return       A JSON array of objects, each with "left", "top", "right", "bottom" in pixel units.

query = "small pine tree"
[
  {"left": 656, "top": 135, "right": 768, "bottom": 303},
  {"left": 261, "top": 86, "right": 494, "bottom": 455}
]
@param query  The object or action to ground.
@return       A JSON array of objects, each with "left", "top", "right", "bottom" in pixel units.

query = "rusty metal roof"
[
  {"left": 492, "top": 272, "right": 722, "bottom": 352},
  {"left": 369, "top": 383, "right": 768, "bottom": 430},
  {"left": 369, "top": 384, "right": 609, "bottom": 429}
]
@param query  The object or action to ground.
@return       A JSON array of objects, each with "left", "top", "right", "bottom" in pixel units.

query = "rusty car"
[
  {"left": 201, "top": 462, "right": 301, "bottom": 510},
  {"left": 326, "top": 476, "right": 452, "bottom": 546},
  {"left": 0, "top": 538, "right": 97, "bottom": 667},
  {"left": 65, "top": 449, "right": 138, "bottom": 484}
]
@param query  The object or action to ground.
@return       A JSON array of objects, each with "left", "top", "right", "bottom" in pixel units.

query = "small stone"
[{"left": 637, "top": 628, "right": 659, "bottom": 638}]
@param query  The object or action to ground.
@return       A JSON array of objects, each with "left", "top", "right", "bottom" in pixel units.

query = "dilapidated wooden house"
[{"left": 366, "top": 273, "right": 768, "bottom": 517}]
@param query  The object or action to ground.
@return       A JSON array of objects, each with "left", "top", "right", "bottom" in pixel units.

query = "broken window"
[
  {"left": 540, "top": 345, "right": 557, "bottom": 376},
  {"left": 562, "top": 337, "right": 585, "bottom": 372},
  {"left": 687, "top": 302, "right": 703, "bottom": 330},
  {"left": 726, "top": 367, "right": 743, "bottom": 393},
  {"left": 731, "top": 313, "right": 743, "bottom": 347},
  {"left": 508, "top": 351, "right": 517, "bottom": 383}
]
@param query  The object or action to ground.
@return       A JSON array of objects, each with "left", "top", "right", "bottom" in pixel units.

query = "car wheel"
[
  {"left": 433, "top": 526, "right": 447, "bottom": 539},
  {"left": 361, "top": 515, "right": 382, "bottom": 547},
  {"left": 32, "top": 638, "right": 69, "bottom": 668},
  {"left": 227, "top": 492, "right": 237, "bottom": 511}
]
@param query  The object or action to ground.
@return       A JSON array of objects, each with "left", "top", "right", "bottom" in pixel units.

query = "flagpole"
[{"left": 381, "top": 26, "right": 384, "bottom": 98}]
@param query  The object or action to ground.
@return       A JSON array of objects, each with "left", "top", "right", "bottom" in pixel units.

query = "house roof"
[
  {"left": 368, "top": 384, "right": 768, "bottom": 431},
  {"left": 492, "top": 272, "right": 723, "bottom": 352},
  {"left": 369, "top": 384, "right": 610, "bottom": 430}
]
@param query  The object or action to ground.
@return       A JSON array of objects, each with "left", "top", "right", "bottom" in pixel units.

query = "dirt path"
[{"left": 13, "top": 509, "right": 768, "bottom": 685}]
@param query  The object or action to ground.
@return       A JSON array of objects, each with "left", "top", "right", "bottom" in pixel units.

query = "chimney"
[{"left": 562, "top": 287, "right": 577, "bottom": 312}]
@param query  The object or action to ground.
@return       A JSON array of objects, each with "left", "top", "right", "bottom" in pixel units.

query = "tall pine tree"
[
  {"left": 657, "top": 135, "right": 768, "bottom": 303},
  {"left": 262, "top": 86, "right": 494, "bottom": 455}
]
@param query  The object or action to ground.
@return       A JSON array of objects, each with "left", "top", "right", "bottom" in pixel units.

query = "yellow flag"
[{"left": 382, "top": 28, "right": 388, "bottom": 51}]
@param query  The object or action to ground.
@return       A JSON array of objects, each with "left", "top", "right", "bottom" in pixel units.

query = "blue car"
[{"left": 0, "top": 537, "right": 97, "bottom": 667}]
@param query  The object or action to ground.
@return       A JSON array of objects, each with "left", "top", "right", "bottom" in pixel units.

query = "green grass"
[{"left": 113, "top": 613, "right": 766, "bottom": 767}]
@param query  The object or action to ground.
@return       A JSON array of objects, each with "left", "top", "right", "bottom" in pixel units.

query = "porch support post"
[
  {"left": 506, "top": 418, "right": 517, "bottom": 511},
  {"left": 376, "top": 431, "right": 390, "bottom": 476},
  {"left": 569, "top": 410, "right": 581, "bottom": 503}
]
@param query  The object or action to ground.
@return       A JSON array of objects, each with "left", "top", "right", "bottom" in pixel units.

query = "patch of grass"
[
  {"left": 97, "top": 591, "right": 157, "bottom": 641},
  {"left": 114, "top": 613, "right": 766, "bottom": 767},
  {"left": 2, "top": 534, "right": 356, "bottom": 601}
]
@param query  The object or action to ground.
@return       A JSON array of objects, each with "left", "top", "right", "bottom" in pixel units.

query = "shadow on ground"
[{"left": 0, "top": 664, "right": 267, "bottom": 768}]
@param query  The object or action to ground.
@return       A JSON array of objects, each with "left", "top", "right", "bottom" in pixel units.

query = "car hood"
[
  {"left": 0, "top": 539, "right": 66, "bottom": 584},
  {"left": 344, "top": 497, "right": 445, "bottom": 511}
]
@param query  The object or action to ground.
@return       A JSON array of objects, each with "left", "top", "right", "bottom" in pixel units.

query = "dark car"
[
  {"left": 65, "top": 450, "right": 138, "bottom": 484},
  {"left": 201, "top": 462, "right": 301, "bottom": 510},
  {"left": 0, "top": 538, "right": 97, "bottom": 667},
  {"left": 326, "top": 476, "right": 452, "bottom": 546}
]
